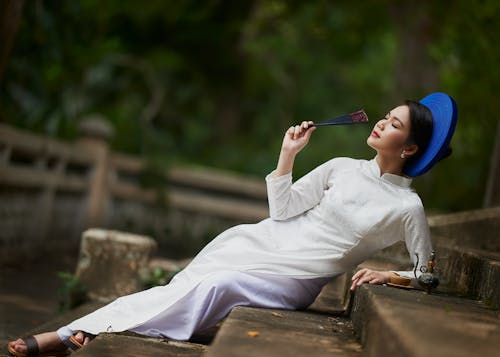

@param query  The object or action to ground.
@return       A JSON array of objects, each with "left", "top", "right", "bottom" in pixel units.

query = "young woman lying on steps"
[{"left": 7, "top": 92, "right": 457, "bottom": 356}]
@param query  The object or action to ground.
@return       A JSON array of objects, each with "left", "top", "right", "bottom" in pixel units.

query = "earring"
[{"left": 400, "top": 151, "right": 406, "bottom": 159}]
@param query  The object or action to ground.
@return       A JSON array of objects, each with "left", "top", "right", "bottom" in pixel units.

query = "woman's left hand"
[{"left": 350, "top": 268, "right": 394, "bottom": 291}]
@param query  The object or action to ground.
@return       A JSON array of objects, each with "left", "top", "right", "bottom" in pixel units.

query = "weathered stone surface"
[
  {"left": 308, "top": 273, "right": 350, "bottom": 315},
  {"left": 428, "top": 206, "right": 500, "bottom": 252},
  {"left": 207, "top": 306, "right": 361, "bottom": 357},
  {"left": 437, "top": 244, "right": 500, "bottom": 309},
  {"left": 351, "top": 284, "right": 500, "bottom": 357},
  {"left": 73, "top": 333, "right": 206, "bottom": 357},
  {"left": 76, "top": 229, "right": 157, "bottom": 301}
]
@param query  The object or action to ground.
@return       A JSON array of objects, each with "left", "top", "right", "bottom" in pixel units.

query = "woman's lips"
[{"left": 371, "top": 131, "right": 380, "bottom": 138}]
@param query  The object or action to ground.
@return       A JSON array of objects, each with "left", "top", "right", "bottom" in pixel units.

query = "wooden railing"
[{"left": 0, "top": 118, "right": 269, "bottom": 263}]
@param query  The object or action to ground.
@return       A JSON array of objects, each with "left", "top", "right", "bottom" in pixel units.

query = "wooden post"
[
  {"left": 32, "top": 151, "right": 52, "bottom": 243},
  {"left": 484, "top": 121, "right": 500, "bottom": 207},
  {"left": 0, "top": 141, "right": 10, "bottom": 165},
  {"left": 78, "top": 114, "right": 114, "bottom": 228}
]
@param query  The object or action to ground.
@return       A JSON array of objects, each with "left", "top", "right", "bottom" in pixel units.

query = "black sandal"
[
  {"left": 66, "top": 332, "right": 95, "bottom": 351},
  {"left": 6, "top": 335, "right": 70, "bottom": 357}
]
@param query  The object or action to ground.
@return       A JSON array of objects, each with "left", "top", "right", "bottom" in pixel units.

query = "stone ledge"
[
  {"left": 351, "top": 284, "right": 500, "bottom": 357},
  {"left": 437, "top": 244, "right": 500, "bottom": 309},
  {"left": 429, "top": 206, "right": 500, "bottom": 252},
  {"left": 206, "top": 306, "right": 361, "bottom": 357},
  {"left": 72, "top": 332, "right": 206, "bottom": 356}
]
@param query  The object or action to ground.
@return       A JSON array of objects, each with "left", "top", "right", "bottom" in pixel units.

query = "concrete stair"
[
  {"left": 7, "top": 302, "right": 208, "bottom": 356},
  {"left": 206, "top": 306, "right": 360, "bottom": 357},
  {"left": 351, "top": 284, "right": 499, "bottom": 357},
  {"left": 202, "top": 207, "right": 500, "bottom": 356},
  {"left": 3, "top": 207, "right": 500, "bottom": 356},
  {"left": 437, "top": 244, "right": 500, "bottom": 309},
  {"left": 72, "top": 333, "right": 206, "bottom": 356}
]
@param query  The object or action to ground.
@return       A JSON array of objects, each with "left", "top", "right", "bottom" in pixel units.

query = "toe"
[
  {"left": 12, "top": 340, "right": 27, "bottom": 353},
  {"left": 75, "top": 331, "right": 84, "bottom": 343}
]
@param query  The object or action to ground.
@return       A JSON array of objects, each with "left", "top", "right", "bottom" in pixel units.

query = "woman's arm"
[
  {"left": 391, "top": 203, "right": 433, "bottom": 278},
  {"left": 349, "top": 202, "right": 433, "bottom": 290},
  {"left": 267, "top": 121, "right": 334, "bottom": 221},
  {"left": 272, "top": 121, "right": 316, "bottom": 178},
  {"left": 350, "top": 269, "right": 397, "bottom": 291}
]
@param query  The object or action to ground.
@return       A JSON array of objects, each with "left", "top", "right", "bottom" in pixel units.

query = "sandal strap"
[
  {"left": 66, "top": 336, "right": 83, "bottom": 351},
  {"left": 23, "top": 336, "right": 39, "bottom": 357}
]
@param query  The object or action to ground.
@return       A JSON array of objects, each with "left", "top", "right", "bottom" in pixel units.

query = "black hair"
[{"left": 403, "top": 100, "right": 434, "bottom": 170}]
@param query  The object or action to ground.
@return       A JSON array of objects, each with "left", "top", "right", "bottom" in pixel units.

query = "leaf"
[
  {"left": 271, "top": 312, "right": 286, "bottom": 318},
  {"left": 246, "top": 330, "right": 260, "bottom": 337}
]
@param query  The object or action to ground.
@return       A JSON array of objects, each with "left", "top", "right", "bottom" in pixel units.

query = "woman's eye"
[{"left": 392, "top": 124, "right": 398, "bottom": 129}]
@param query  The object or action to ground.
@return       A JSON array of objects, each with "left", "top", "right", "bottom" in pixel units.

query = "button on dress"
[{"left": 58, "top": 157, "right": 432, "bottom": 341}]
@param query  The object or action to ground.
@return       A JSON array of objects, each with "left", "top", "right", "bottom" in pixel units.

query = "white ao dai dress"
[{"left": 57, "top": 157, "right": 432, "bottom": 341}]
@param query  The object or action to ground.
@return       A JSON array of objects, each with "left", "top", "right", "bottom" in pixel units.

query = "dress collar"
[{"left": 368, "top": 157, "right": 413, "bottom": 188}]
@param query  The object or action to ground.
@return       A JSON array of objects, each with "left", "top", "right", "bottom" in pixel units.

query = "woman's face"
[{"left": 366, "top": 105, "right": 414, "bottom": 158}]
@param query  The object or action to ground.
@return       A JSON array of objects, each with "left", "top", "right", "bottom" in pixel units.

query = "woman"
[{"left": 7, "top": 92, "right": 457, "bottom": 356}]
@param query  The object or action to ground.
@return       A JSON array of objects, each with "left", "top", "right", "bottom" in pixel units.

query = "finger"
[
  {"left": 293, "top": 125, "right": 301, "bottom": 139},
  {"left": 304, "top": 125, "right": 316, "bottom": 140},
  {"left": 356, "top": 276, "right": 372, "bottom": 286},
  {"left": 301, "top": 121, "right": 309, "bottom": 130},
  {"left": 350, "top": 279, "right": 359, "bottom": 291},
  {"left": 352, "top": 268, "right": 368, "bottom": 280}
]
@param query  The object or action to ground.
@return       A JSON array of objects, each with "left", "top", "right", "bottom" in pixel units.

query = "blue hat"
[{"left": 403, "top": 92, "right": 458, "bottom": 177}]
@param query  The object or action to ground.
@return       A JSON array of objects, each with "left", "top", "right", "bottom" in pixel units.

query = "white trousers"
[{"left": 57, "top": 270, "right": 332, "bottom": 342}]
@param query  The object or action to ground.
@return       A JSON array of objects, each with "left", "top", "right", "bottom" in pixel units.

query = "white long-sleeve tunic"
[{"left": 65, "top": 156, "right": 432, "bottom": 337}]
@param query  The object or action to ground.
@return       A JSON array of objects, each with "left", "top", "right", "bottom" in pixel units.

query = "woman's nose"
[{"left": 377, "top": 120, "right": 385, "bottom": 129}]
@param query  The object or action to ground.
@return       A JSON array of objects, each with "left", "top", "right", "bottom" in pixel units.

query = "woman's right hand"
[
  {"left": 272, "top": 121, "right": 316, "bottom": 178},
  {"left": 281, "top": 121, "right": 316, "bottom": 155}
]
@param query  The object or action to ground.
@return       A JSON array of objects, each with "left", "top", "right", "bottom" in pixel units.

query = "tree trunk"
[
  {"left": 389, "top": 1, "right": 439, "bottom": 99},
  {"left": 0, "top": 0, "right": 24, "bottom": 82}
]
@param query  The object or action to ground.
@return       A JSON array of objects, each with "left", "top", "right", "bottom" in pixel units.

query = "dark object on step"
[{"left": 414, "top": 251, "right": 440, "bottom": 294}]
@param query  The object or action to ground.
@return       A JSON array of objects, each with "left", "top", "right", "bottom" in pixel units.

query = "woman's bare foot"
[{"left": 8, "top": 331, "right": 67, "bottom": 354}]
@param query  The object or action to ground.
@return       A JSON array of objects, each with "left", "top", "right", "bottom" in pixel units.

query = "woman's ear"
[{"left": 403, "top": 144, "right": 418, "bottom": 158}]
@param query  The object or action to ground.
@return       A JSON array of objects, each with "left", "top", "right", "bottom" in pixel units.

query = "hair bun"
[{"left": 439, "top": 147, "right": 452, "bottom": 161}]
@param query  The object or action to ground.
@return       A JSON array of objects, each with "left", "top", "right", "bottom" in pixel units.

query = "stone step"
[
  {"left": 309, "top": 257, "right": 405, "bottom": 315},
  {"left": 72, "top": 332, "right": 206, "bottom": 356},
  {"left": 428, "top": 206, "right": 500, "bottom": 252},
  {"left": 308, "top": 272, "right": 352, "bottom": 315},
  {"left": 204, "top": 271, "right": 361, "bottom": 356},
  {"left": 372, "top": 207, "right": 500, "bottom": 267},
  {"left": 437, "top": 244, "right": 500, "bottom": 309},
  {"left": 350, "top": 284, "right": 500, "bottom": 357},
  {"left": 206, "top": 306, "right": 361, "bottom": 357},
  {"left": 3, "top": 300, "right": 211, "bottom": 357}
]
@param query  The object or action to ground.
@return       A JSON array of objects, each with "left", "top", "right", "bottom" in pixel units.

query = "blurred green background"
[{"left": 1, "top": 0, "right": 499, "bottom": 213}]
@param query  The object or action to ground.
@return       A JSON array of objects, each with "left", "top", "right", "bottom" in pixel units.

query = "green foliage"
[
  {"left": 141, "top": 266, "right": 181, "bottom": 289},
  {"left": 1, "top": 0, "right": 499, "bottom": 212},
  {"left": 57, "top": 271, "right": 88, "bottom": 312}
]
